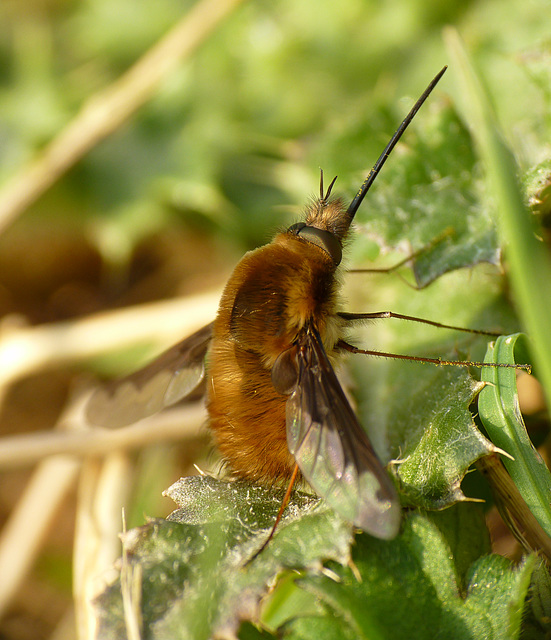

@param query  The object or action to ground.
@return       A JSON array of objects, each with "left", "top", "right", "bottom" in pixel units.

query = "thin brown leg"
[
  {"left": 247, "top": 463, "right": 300, "bottom": 564},
  {"left": 337, "top": 339, "right": 531, "bottom": 372}
]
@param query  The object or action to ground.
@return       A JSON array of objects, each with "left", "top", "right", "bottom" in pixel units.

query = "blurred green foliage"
[
  {"left": 1, "top": 0, "right": 551, "bottom": 638},
  {"left": 1, "top": 0, "right": 549, "bottom": 261}
]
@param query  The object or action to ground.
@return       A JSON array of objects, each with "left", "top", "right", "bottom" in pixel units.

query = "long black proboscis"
[{"left": 346, "top": 65, "right": 447, "bottom": 220}]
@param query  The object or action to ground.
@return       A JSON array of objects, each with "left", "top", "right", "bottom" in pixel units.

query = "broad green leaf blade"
[
  {"left": 93, "top": 476, "right": 353, "bottom": 640},
  {"left": 349, "top": 105, "right": 500, "bottom": 288},
  {"left": 478, "top": 334, "right": 551, "bottom": 539},
  {"left": 282, "top": 509, "right": 534, "bottom": 640},
  {"left": 344, "top": 259, "right": 523, "bottom": 514},
  {"left": 393, "top": 367, "right": 491, "bottom": 509},
  {"left": 426, "top": 507, "right": 491, "bottom": 592},
  {"left": 259, "top": 572, "right": 324, "bottom": 632},
  {"left": 523, "top": 158, "right": 551, "bottom": 218},
  {"left": 525, "top": 561, "right": 551, "bottom": 637},
  {"left": 278, "top": 615, "right": 359, "bottom": 640},
  {"left": 446, "top": 28, "right": 551, "bottom": 419},
  {"left": 349, "top": 319, "right": 495, "bottom": 510},
  {"left": 464, "top": 554, "right": 535, "bottom": 639}
]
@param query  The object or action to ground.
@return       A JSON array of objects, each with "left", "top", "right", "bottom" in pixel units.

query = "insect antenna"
[
  {"left": 347, "top": 65, "right": 447, "bottom": 221},
  {"left": 339, "top": 65, "right": 530, "bottom": 375},
  {"left": 319, "top": 168, "right": 338, "bottom": 202}
]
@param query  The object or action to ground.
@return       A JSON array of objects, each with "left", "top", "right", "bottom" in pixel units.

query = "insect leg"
[
  {"left": 338, "top": 310, "right": 501, "bottom": 337},
  {"left": 246, "top": 463, "right": 300, "bottom": 563},
  {"left": 337, "top": 339, "right": 531, "bottom": 372}
]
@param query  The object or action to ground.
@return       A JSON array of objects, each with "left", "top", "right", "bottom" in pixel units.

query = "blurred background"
[{"left": 0, "top": 0, "right": 549, "bottom": 638}]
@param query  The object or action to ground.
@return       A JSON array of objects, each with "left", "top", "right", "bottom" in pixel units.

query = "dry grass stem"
[
  {"left": 0, "top": 455, "right": 81, "bottom": 619},
  {"left": 74, "top": 455, "right": 133, "bottom": 640},
  {"left": 0, "top": 403, "right": 207, "bottom": 471},
  {"left": 0, "top": 289, "right": 219, "bottom": 388}
]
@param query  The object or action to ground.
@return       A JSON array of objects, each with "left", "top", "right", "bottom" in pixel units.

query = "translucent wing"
[
  {"left": 86, "top": 322, "right": 213, "bottom": 428},
  {"left": 286, "top": 328, "right": 401, "bottom": 539}
]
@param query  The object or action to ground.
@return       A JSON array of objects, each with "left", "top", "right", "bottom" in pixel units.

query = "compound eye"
[
  {"left": 296, "top": 226, "right": 342, "bottom": 265},
  {"left": 288, "top": 222, "right": 306, "bottom": 234}
]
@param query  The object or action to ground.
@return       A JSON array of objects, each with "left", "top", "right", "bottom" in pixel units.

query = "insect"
[{"left": 87, "top": 66, "right": 528, "bottom": 542}]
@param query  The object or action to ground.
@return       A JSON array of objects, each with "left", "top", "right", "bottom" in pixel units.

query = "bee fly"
[{"left": 87, "top": 66, "right": 529, "bottom": 544}]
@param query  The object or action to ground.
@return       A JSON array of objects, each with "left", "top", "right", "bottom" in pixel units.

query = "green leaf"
[
  {"left": 425, "top": 506, "right": 492, "bottom": 591},
  {"left": 281, "top": 510, "right": 534, "bottom": 640},
  {"left": 279, "top": 615, "right": 359, "bottom": 640},
  {"left": 260, "top": 571, "right": 324, "bottom": 630},
  {"left": 393, "top": 366, "right": 490, "bottom": 509},
  {"left": 463, "top": 554, "right": 534, "bottom": 639},
  {"left": 348, "top": 105, "right": 500, "bottom": 288},
  {"left": 523, "top": 158, "right": 551, "bottom": 219},
  {"left": 96, "top": 490, "right": 535, "bottom": 640},
  {"left": 478, "top": 334, "right": 551, "bottom": 539},
  {"left": 344, "top": 266, "right": 509, "bottom": 511},
  {"left": 238, "top": 622, "right": 278, "bottom": 640},
  {"left": 446, "top": 28, "right": 551, "bottom": 423},
  {"left": 524, "top": 561, "right": 551, "bottom": 638},
  {"left": 94, "top": 476, "right": 353, "bottom": 640}
]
